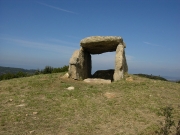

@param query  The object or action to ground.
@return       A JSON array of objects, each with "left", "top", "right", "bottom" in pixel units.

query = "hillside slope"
[{"left": 0, "top": 73, "right": 180, "bottom": 135}]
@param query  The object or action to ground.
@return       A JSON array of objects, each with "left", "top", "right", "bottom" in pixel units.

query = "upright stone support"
[
  {"left": 123, "top": 51, "right": 128, "bottom": 73},
  {"left": 69, "top": 50, "right": 80, "bottom": 80},
  {"left": 78, "top": 47, "right": 91, "bottom": 79},
  {"left": 113, "top": 44, "right": 125, "bottom": 81},
  {"left": 68, "top": 47, "right": 91, "bottom": 80}
]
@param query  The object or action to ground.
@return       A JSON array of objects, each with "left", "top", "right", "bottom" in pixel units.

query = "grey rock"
[
  {"left": 80, "top": 36, "right": 125, "bottom": 54},
  {"left": 68, "top": 48, "right": 91, "bottom": 80},
  {"left": 84, "top": 78, "right": 111, "bottom": 84},
  {"left": 69, "top": 50, "right": 79, "bottom": 65},
  {"left": 113, "top": 44, "right": 125, "bottom": 81},
  {"left": 61, "top": 73, "right": 69, "bottom": 78},
  {"left": 66, "top": 86, "right": 74, "bottom": 90},
  {"left": 69, "top": 50, "right": 80, "bottom": 79}
]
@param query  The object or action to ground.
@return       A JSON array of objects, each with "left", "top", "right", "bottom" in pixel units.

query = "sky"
[{"left": 0, "top": 0, "right": 180, "bottom": 78}]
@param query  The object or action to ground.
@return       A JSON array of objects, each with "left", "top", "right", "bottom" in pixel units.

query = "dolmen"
[{"left": 68, "top": 36, "right": 128, "bottom": 81}]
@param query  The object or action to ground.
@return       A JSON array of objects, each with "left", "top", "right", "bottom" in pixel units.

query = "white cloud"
[
  {"left": 126, "top": 55, "right": 134, "bottom": 61},
  {"left": 65, "top": 35, "right": 81, "bottom": 40},
  {"left": 1, "top": 37, "right": 77, "bottom": 54},
  {"left": 37, "top": 2, "right": 77, "bottom": 14},
  {"left": 143, "top": 41, "right": 160, "bottom": 46},
  {"left": 0, "top": 37, "right": 77, "bottom": 69},
  {"left": 47, "top": 38, "right": 78, "bottom": 47}
]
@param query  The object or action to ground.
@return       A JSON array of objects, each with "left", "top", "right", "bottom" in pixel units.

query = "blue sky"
[{"left": 0, "top": 0, "right": 180, "bottom": 77}]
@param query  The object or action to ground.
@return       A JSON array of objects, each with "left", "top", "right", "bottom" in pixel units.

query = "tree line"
[{"left": 0, "top": 65, "right": 68, "bottom": 81}]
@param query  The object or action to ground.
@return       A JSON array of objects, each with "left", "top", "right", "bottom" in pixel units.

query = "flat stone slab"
[
  {"left": 80, "top": 36, "right": 124, "bottom": 54},
  {"left": 84, "top": 78, "right": 111, "bottom": 84}
]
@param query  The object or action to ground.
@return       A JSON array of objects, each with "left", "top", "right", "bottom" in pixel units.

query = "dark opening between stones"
[{"left": 92, "top": 69, "right": 114, "bottom": 81}]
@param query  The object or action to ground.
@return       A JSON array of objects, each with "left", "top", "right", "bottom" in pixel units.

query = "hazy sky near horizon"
[{"left": 0, "top": 0, "right": 180, "bottom": 77}]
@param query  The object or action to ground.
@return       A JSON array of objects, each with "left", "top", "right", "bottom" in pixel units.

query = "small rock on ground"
[
  {"left": 61, "top": 73, "right": 69, "bottom": 78},
  {"left": 66, "top": 86, "right": 74, "bottom": 90}
]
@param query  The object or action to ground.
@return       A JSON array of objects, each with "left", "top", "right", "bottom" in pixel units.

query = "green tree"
[{"left": 43, "top": 66, "right": 54, "bottom": 74}]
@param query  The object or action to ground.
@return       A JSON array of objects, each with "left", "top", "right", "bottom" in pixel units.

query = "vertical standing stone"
[
  {"left": 113, "top": 44, "right": 125, "bottom": 81},
  {"left": 69, "top": 50, "right": 80, "bottom": 80},
  {"left": 78, "top": 47, "right": 91, "bottom": 79},
  {"left": 123, "top": 50, "right": 128, "bottom": 73},
  {"left": 68, "top": 48, "right": 91, "bottom": 80},
  {"left": 84, "top": 49, "right": 92, "bottom": 78}
]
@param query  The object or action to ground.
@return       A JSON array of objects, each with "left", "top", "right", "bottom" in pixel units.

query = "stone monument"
[{"left": 68, "top": 36, "right": 128, "bottom": 81}]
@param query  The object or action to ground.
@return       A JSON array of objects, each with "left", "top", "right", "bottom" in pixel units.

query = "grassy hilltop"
[{"left": 0, "top": 73, "right": 180, "bottom": 135}]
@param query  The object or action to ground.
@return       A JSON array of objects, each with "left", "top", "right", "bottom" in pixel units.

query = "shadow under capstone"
[{"left": 92, "top": 69, "right": 114, "bottom": 81}]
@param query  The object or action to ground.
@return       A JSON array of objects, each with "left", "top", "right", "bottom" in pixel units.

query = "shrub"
[
  {"left": 156, "top": 106, "right": 180, "bottom": 135},
  {"left": 60, "top": 65, "right": 69, "bottom": 72},
  {"left": 42, "top": 66, "right": 54, "bottom": 74},
  {"left": 0, "top": 73, "right": 14, "bottom": 80},
  {"left": 15, "top": 71, "right": 28, "bottom": 78},
  {"left": 0, "top": 72, "right": 28, "bottom": 81},
  {"left": 0, "top": 65, "right": 69, "bottom": 81},
  {"left": 52, "top": 65, "right": 69, "bottom": 73},
  {"left": 176, "top": 120, "right": 180, "bottom": 135},
  {"left": 42, "top": 65, "right": 69, "bottom": 74},
  {"left": 35, "top": 69, "right": 41, "bottom": 75}
]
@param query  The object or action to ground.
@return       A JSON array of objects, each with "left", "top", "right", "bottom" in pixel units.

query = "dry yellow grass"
[{"left": 0, "top": 73, "right": 180, "bottom": 135}]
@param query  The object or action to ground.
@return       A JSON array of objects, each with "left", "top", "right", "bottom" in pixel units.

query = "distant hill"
[
  {"left": 0, "top": 66, "right": 36, "bottom": 75},
  {"left": 162, "top": 76, "right": 180, "bottom": 82},
  {"left": 134, "top": 73, "right": 167, "bottom": 81}
]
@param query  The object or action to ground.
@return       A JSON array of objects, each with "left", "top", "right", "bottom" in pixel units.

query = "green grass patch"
[{"left": 0, "top": 73, "right": 180, "bottom": 135}]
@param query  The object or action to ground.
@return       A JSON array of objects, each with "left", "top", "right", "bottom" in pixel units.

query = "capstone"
[{"left": 80, "top": 36, "right": 125, "bottom": 54}]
